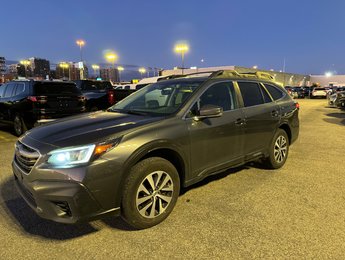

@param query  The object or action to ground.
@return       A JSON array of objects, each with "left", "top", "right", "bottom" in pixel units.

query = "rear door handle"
[
  {"left": 235, "top": 118, "right": 246, "bottom": 126},
  {"left": 271, "top": 110, "right": 279, "bottom": 117}
]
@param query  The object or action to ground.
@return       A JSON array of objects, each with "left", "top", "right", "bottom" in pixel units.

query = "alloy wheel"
[
  {"left": 274, "top": 135, "right": 287, "bottom": 163},
  {"left": 136, "top": 171, "right": 174, "bottom": 218}
]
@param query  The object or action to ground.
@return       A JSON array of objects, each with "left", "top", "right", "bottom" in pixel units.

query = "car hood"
[{"left": 23, "top": 111, "right": 163, "bottom": 148}]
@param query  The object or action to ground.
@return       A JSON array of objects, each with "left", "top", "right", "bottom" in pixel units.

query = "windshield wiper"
[
  {"left": 125, "top": 110, "right": 148, "bottom": 116},
  {"left": 107, "top": 108, "right": 148, "bottom": 116}
]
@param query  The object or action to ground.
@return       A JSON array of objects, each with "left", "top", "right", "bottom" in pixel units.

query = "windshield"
[{"left": 109, "top": 79, "right": 204, "bottom": 116}]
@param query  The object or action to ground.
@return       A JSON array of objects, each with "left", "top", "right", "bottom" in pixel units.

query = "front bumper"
[{"left": 12, "top": 160, "right": 120, "bottom": 224}]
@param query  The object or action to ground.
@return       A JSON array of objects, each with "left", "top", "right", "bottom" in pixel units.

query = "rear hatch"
[{"left": 31, "top": 82, "right": 85, "bottom": 119}]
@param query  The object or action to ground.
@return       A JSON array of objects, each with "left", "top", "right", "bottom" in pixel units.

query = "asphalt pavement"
[{"left": 0, "top": 99, "right": 344, "bottom": 259}]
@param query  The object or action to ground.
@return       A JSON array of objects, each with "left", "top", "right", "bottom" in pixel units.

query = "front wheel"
[
  {"left": 263, "top": 129, "right": 289, "bottom": 169},
  {"left": 121, "top": 157, "right": 180, "bottom": 229}
]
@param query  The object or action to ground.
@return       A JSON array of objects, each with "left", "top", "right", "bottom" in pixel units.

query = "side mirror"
[{"left": 194, "top": 105, "right": 223, "bottom": 120}]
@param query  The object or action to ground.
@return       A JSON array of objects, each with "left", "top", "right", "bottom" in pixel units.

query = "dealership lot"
[{"left": 0, "top": 99, "right": 344, "bottom": 259}]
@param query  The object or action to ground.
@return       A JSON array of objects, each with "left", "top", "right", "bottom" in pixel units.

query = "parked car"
[
  {"left": 328, "top": 87, "right": 345, "bottom": 107},
  {"left": 335, "top": 90, "right": 345, "bottom": 109},
  {"left": 290, "top": 87, "right": 305, "bottom": 99},
  {"left": 310, "top": 87, "right": 328, "bottom": 98},
  {"left": 74, "top": 80, "right": 135, "bottom": 111},
  {"left": 0, "top": 80, "right": 85, "bottom": 136},
  {"left": 13, "top": 70, "right": 299, "bottom": 229},
  {"left": 284, "top": 86, "right": 294, "bottom": 98}
]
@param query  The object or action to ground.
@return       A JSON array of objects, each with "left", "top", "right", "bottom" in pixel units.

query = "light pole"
[
  {"left": 76, "top": 40, "right": 85, "bottom": 79},
  {"left": 117, "top": 66, "right": 124, "bottom": 82},
  {"left": 174, "top": 43, "right": 189, "bottom": 75},
  {"left": 105, "top": 52, "right": 118, "bottom": 83},
  {"left": 92, "top": 64, "right": 100, "bottom": 78},
  {"left": 60, "top": 63, "right": 70, "bottom": 80},
  {"left": 139, "top": 67, "right": 146, "bottom": 79},
  {"left": 76, "top": 40, "right": 85, "bottom": 61},
  {"left": 20, "top": 60, "right": 30, "bottom": 78}
]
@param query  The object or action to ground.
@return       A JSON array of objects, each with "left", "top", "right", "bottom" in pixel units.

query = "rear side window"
[
  {"left": 34, "top": 83, "right": 80, "bottom": 95},
  {"left": 264, "top": 84, "right": 284, "bottom": 100},
  {"left": 237, "top": 82, "right": 264, "bottom": 107},
  {"left": 14, "top": 83, "right": 25, "bottom": 96},
  {"left": 0, "top": 85, "right": 5, "bottom": 97},
  {"left": 3, "top": 83, "right": 16, "bottom": 98}
]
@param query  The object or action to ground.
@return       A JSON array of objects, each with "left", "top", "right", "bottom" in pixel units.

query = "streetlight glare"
[
  {"left": 76, "top": 40, "right": 85, "bottom": 47},
  {"left": 174, "top": 41, "right": 190, "bottom": 75},
  {"left": 325, "top": 71, "right": 333, "bottom": 77},
  {"left": 92, "top": 64, "right": 100, "bottom": 70},
  {"left": 105, "top": 52, "right": 118, "bottom": 63},
  {"left": 174, "top": 43, "right": 189, "bottom": 54},
  {"left": 59, "top": 62, "right": 69, "bottom": 69},
  {"left": 117, "top": 66, "right": 124, "bottom": 71},
  {"left": 139, "top": 67, "right": 146, "bottom": 73},
  {"left": 20, "top": 60, "right": 30, "bottom": 65}
]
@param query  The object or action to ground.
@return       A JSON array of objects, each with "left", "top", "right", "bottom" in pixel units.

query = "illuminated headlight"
[{"left": 47, "top": 145, "right": 96, "bottom": 167}]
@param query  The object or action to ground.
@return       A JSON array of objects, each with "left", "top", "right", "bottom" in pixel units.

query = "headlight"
[{"left": 47, "top": 144, "right": 96, "bottom": 167}]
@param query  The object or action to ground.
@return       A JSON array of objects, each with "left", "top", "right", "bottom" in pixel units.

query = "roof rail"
[
  {"left": 238, "top": 71, "right": 275, "bottom": 80},
  {"left": 164, "top": 69, "right": 275, "bottom": 81}
]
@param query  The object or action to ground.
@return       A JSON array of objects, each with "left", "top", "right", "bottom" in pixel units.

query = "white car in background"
[{"left": 310, "top": 87, "right": 328, "bottom": 98}]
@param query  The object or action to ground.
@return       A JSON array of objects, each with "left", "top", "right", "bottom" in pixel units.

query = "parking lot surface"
[{"left": 0, "top": 99, "right": 344, "bottom": 259}]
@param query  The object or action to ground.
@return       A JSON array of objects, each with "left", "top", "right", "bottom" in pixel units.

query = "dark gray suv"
[{"left": 12, "top": 71, "right": 299, "bottom": 229}]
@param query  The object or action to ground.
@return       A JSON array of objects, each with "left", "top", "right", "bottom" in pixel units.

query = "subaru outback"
[{"left": 12, "top": 70, "right": 299, "bottom": 229}]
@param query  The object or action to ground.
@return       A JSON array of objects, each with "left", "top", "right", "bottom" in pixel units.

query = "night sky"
[{"left": 2, "top": 0, "right": 345, "bottom": 75}]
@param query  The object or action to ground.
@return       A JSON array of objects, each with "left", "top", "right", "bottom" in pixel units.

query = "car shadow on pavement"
[
  {"left": 324, "top": 112, "right": 345, "bottom": 126},
  {"left": 0, "top": 177, "right": 99, "bottom": 240}
]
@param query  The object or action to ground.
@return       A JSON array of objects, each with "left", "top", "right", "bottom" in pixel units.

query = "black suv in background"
[
  {"left": 13, "top": 71, "right": 299, "bottom": 229},
  {"left": 74, "top": 80, "right": 135, "bottom": 111},
  {"left": 0, "top": 80, "right": 85, "bottom": 136}
]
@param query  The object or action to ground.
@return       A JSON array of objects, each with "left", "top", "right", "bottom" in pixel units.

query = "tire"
[
  {"left": 121, "top": 157, "right": 180, "bottom": 229},
  {"left": 13, "top": 114, "right": 27, "bottom": 136},
  {"left": 263, "top": 129, "right": 289, "bottom": 169}
]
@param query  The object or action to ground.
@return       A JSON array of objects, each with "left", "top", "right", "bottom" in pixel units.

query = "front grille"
[{"left": 14, "top": 141, "right": 40, "bottom": 174}]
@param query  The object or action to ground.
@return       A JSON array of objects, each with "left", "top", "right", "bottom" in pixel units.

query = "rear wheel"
[
  {"left": 13, "top": 114, "right": 27, "bottom": 136},
  {"left": 263, "top": 129, "right": 289, "bottom": 169},
  {"left": 121, "top": 157, "right": 180, "bottom": 229}
]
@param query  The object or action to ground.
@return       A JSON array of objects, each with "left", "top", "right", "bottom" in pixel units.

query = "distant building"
[
  {"left": 100, "top": 68, "right": 119, "bottom": 82},
  {"left": 0, "top": 57, "right": 6, "bottom": 82},
  {"left": 310, "top": 75, "right": 345, "bottom": 87},
  {"left": 55, "top": 62, "right": 89, "bottom": 80},
  {"left": 8, "top": 63, "right": 26, "bottom": 78},
  {"left": 28, "top": 57, "right": 50, "bottom": 79}
]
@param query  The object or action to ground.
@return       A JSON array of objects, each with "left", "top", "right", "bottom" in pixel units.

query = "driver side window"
[{"left": 188, "top": 81, "right": 236, "bottom": 117}]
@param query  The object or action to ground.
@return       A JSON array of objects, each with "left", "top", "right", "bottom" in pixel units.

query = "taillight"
[
  {"left": 27, "top": 96, "right": 47, "bottom": 103},
  {"left": 107, "top": 89, "right": 115, "bottom": 105}
]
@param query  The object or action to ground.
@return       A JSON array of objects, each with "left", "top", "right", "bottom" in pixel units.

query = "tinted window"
[
  {"left": 238, "top": 82, "right": 264, "bottom": 107},
  {"left": 80, "top": 81, "right": 111, "bottom": 90},
  {"left": 199, "top": 82, "right": 236, "bottom": 111},
  {"left": 188, "top": 81, "right": 236, "bottom": 117},
  {"left": 34, "top": 82, "right": 80, "bottom": 95},
  {"left": 4, "top": 83, "right": 16, "bottom": 98},
  {"left": 260, "top": 86, "right": 272, "bottom": 103},
  {"left": 264, "top": 84, "right": 284, "bottom": 100},
  {"left": 14, "top": 83, "right": 25, "bottom": 96},
  {"left": 0, "top": 84, "right": 5, "bottom": 97}
]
